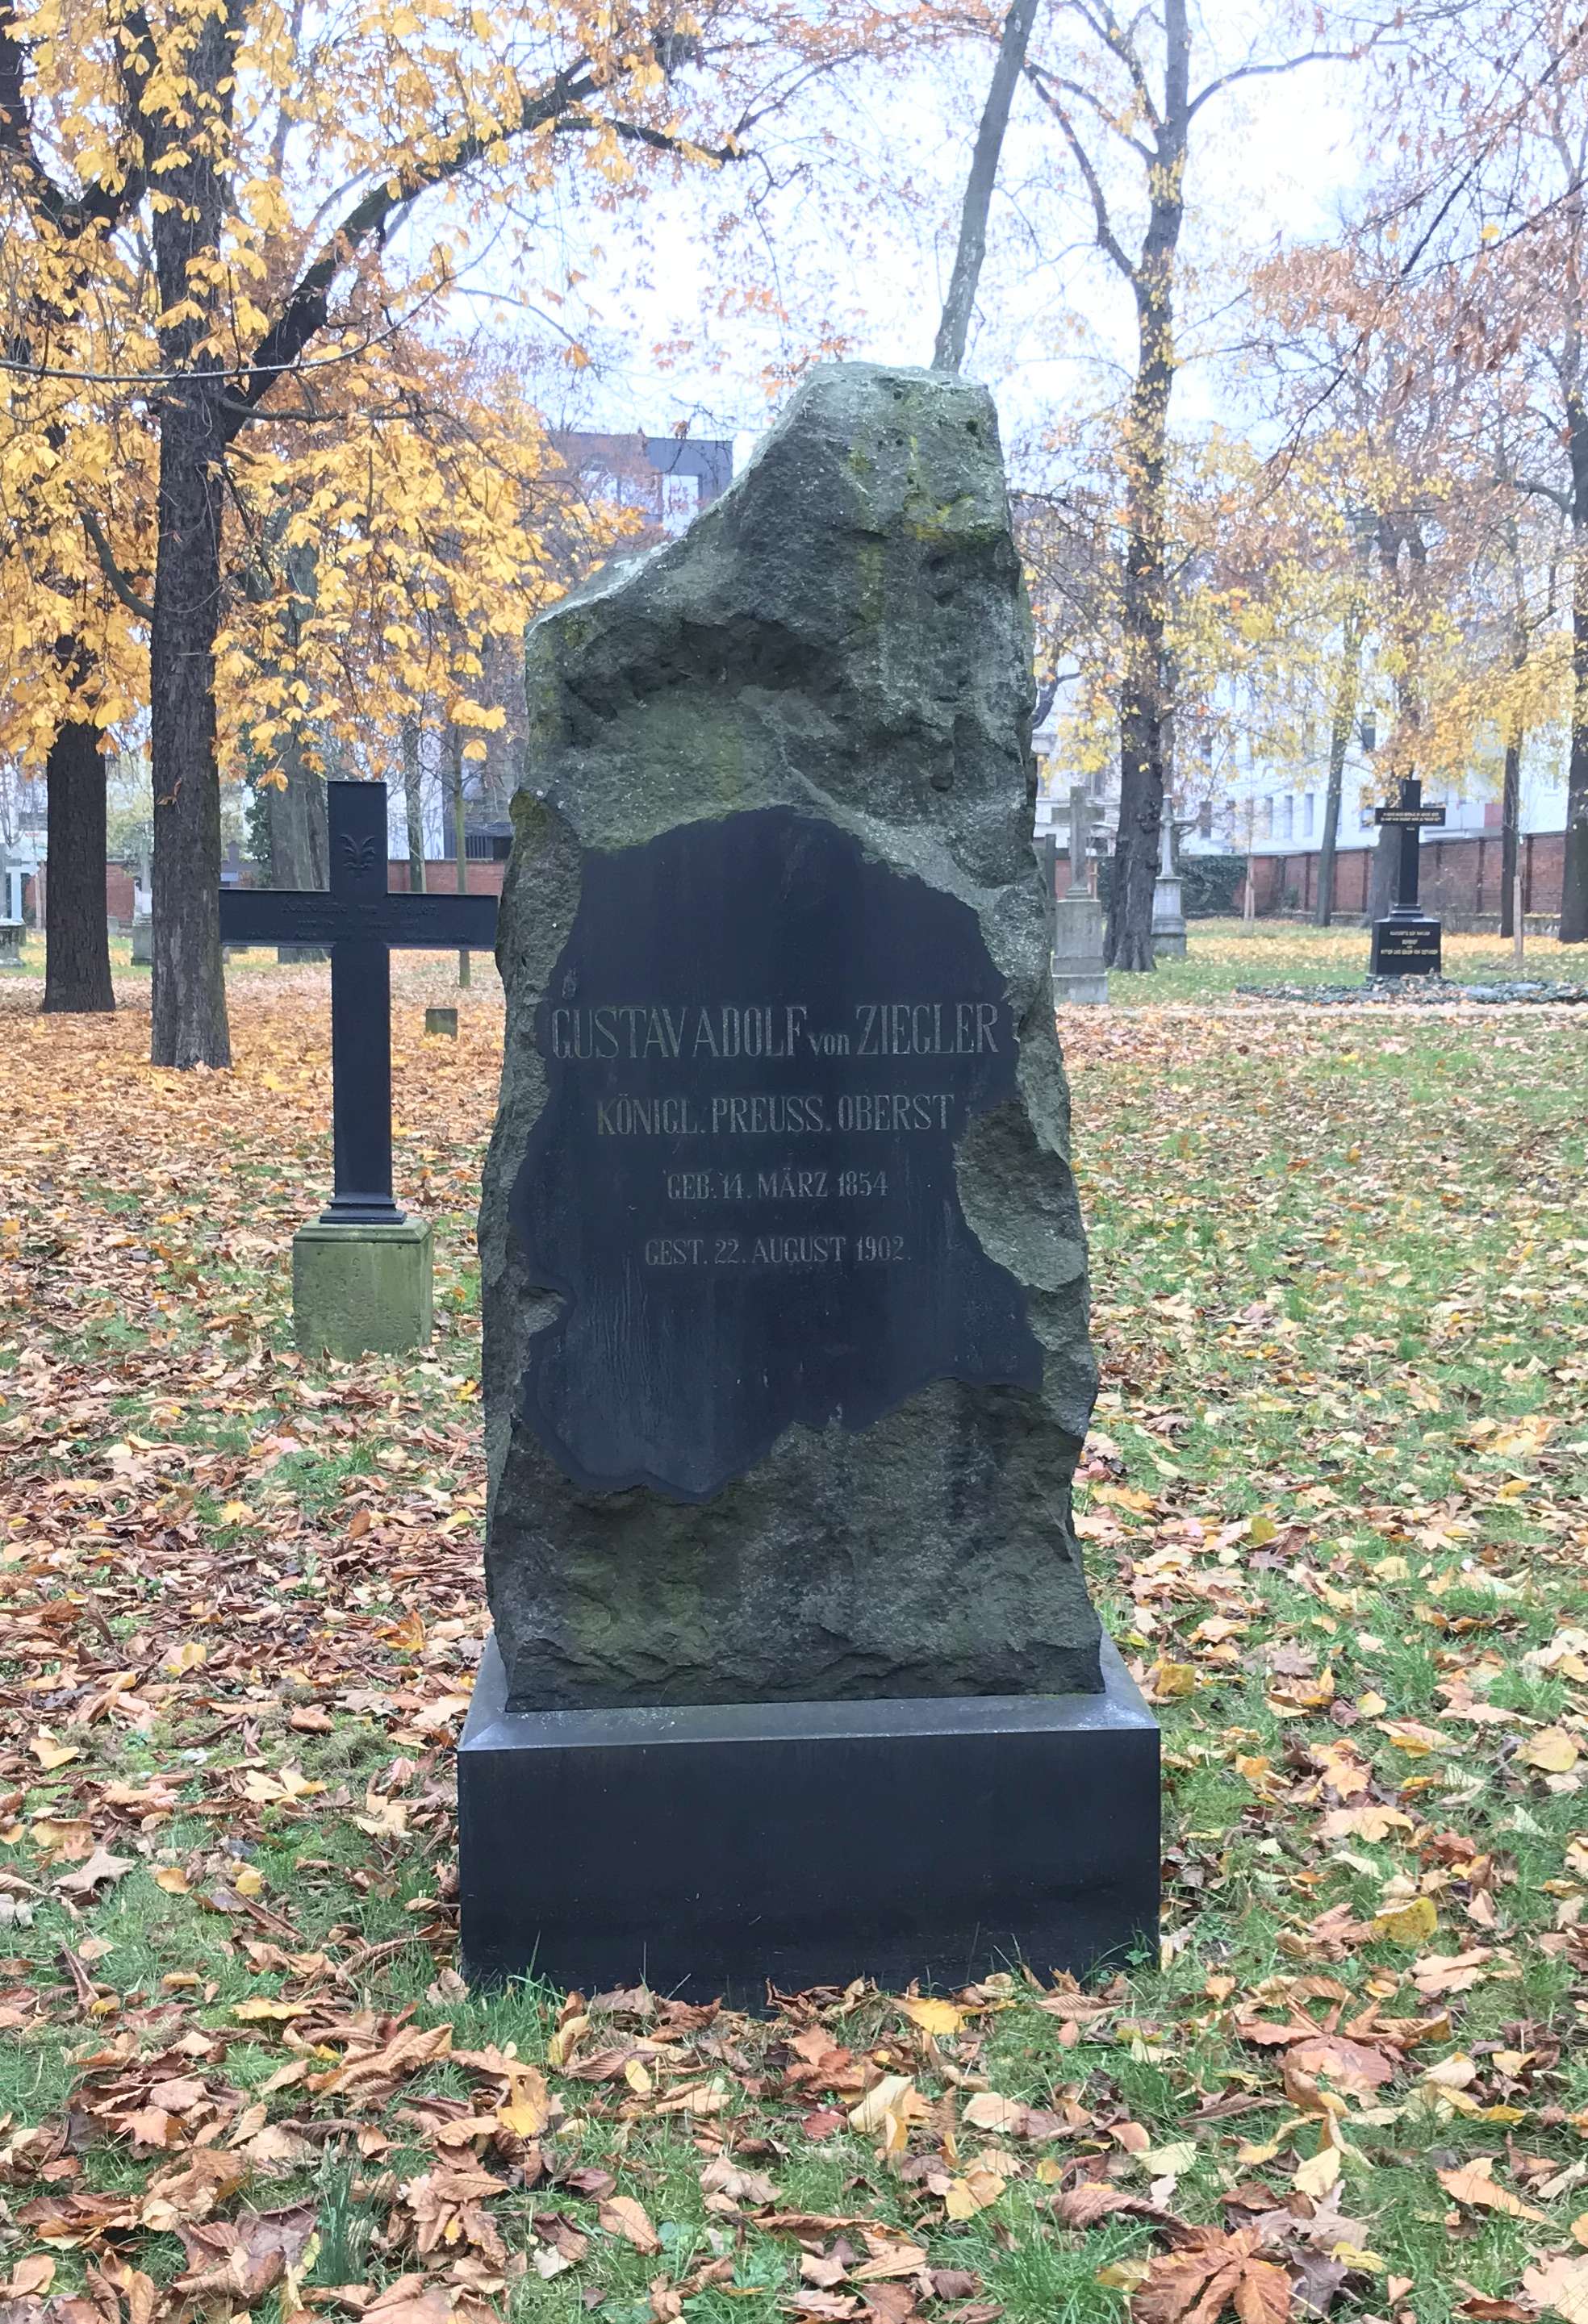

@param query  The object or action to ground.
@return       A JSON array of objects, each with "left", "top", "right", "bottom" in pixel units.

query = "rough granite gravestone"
[{"left": 461, "top": 362, "right": 1159, "bottom": 2000}]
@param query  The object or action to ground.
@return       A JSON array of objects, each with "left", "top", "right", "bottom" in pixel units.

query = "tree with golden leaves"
[{"left": 0, "top": 0, "right": 767, "bottom": 1063}]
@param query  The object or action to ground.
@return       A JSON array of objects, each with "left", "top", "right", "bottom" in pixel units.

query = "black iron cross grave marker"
[
  {"left": 219, "top": 781, "right": 498, "bottom": 1225},
  {"left": 1369, "top": 775, "right": 1444, "bottom": 978}
]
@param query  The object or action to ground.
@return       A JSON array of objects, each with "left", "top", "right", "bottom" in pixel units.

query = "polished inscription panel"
[{"left": 511, "top": 807, "right": 1041, "bottom": 1501}]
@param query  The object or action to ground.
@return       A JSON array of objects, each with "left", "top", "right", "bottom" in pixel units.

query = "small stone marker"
[
  {"left": 0, "top": 840, "right": 21, "bottom": 967},
  {"left": 461, "top": 362, "right": 1159, "bottom": 2002},
  {"left": 1051, "top": 782, "right": 1108, "bottom": 1004},
  {"left": 1151, "top": 812, "right": 1187, "bottom": 958},
  {"left": 130, "top": 915, "right": 152, "bottom": 966},
  {"left": 424, "top": 1005, "right": 458, "bottom": 1038},
  {"left": 218, "top": 782, "right": 496, "bottom": 1357},
  {"left": 1370, "top": 778, "right": 1443, "bottom": 976}
]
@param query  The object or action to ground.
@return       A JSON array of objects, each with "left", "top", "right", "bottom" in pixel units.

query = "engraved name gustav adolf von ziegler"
[{"left": 541, "top": 990, "right": 1003, "bottom": 1268}]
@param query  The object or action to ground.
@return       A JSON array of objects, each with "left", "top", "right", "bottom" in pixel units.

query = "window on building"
[
  {"left": 1197, "top": 799, "right": 1214, "bottom": 838},
  {"left": 1303, "top": 792, "right": 1315, "bottom": 837},
  {"left": 1262, "top": 795, "right": 1274, "bottom": 837},
  {"left": 1281, "top": 795, "right": 1294, "bottom": 841}
]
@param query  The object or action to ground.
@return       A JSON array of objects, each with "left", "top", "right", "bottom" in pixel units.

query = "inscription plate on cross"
[{"left": 219, "top": 781, "right": 498, "bottom": 1223}]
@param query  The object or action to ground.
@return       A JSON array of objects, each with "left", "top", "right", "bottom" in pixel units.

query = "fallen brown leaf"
[
  {"left": 174, "top": 2202, "right": 316, "bottom": 2301},
  {"left": 599, "top": 2194, "right": 662, "bottom": 2255},
  {"left": 1130, "top": 2226, "right": 1290, "bottom": 2324},
  {"left": 1436, "top": 2159, "right": 1548, "bottom": 2222}
]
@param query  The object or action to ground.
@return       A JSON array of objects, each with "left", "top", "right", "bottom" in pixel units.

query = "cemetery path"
[{"left": 0, "top": 960, "right": 1586, "bottom": 2324}]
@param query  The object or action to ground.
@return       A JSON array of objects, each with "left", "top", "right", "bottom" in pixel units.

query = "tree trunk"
[
  {"left": 453, "top": 724, "right": 471, "bottom": 989},
  {"left": 145, "top": 0, "right": 244, "bottom": 1066},
  {"left": 1109, "top": 318, "right": 1172, "bottom": 971},
  {"left": 402, "top": 720, "right": 426, "bottom": 893},
  {"left": 1368, "top": 821, "right": 1399, "bottom": 921},
  {"left": 42, "top": 716, "right": 115, "bottom": 1014},
  {"left": 1103, "top": 0, "right": 1186, "bottom": 971},
  {"left": 1565, "top": 478, "right": 1588, "bottom": 941},
  {"left": 265, "top": 735, "right": 328, "bottom": 961},
  {"left": 263, "top": 540, "right": 329, "bottom": 960},
  {"left": 149, "top": 387, "right": 232, "bottom": 1067},
  {"left": 1315, "top": 542, "right": 1367, "bottom": 926},
  {"left": 932, "top": 0, "right": 1041, "bottom": 373},
  {"left": 1499, "top": 720, "right": 1523, "bottom": 939},
  {"left": 1367, "top": 515, "right": 1426, "bottom": 931},
  {"left": 1111, "top": 665, "right": 1165, "bottom": 970}
]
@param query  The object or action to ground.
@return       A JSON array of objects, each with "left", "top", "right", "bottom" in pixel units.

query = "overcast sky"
[{"left": 450, "top": 18, "right": 1367, "bottom": 465}]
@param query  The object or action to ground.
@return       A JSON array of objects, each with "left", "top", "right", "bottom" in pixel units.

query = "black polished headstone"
[
  {"left": 512, "top": 807, "right": 1039, "bottom": 1503},
  {"left": 1371, "top": 919, "right": 1442, "bottom": 973}
]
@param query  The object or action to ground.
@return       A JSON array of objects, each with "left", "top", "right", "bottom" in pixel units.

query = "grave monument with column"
[
  {"left": 1151, "top": 812, "right": 1188, "bottom": 958},
  {"left": 1051, "top": 783, "right": 1109, "bottom": 1004},
  {"left": 130, "top": 853, "right": 153, "bottom": 966},
  {"left": 0, "top": 841, "right": 23, "bottom": 968}
]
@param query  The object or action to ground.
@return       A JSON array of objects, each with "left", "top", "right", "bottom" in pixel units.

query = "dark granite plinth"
[
  {"left": 1371, "top": 912, "right": 1443, "bottom": 976},
  {"left": 458, "top": 1632, "right": 1159, "bottom": 2002}
]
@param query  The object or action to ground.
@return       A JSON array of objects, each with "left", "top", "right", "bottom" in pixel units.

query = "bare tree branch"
[
  {"left": 1064, "top": 0, "right": 1158, "bottom": 127},
  {"left": 1025, "top": 62, "right": 1136, "bottom": 280},
  {"left": 1025, "top": 65, "right": 1155, "bottom": 159},
  {"left": 80, "top": 508, "right": 153, "bottom": 620},
  {"left": 1515, "top": 476, "right": 1573, "bottom": 512},
  {"left": 1187, "top": 47, "right": 1356, "bottom": 120},
  {"left": 224, "top": 74, "right": 738, "bottom": 441}
]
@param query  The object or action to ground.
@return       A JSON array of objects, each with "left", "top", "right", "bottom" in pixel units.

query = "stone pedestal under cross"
[{"left": 219, "top": 780, "right": 498, "bottom": 1357}]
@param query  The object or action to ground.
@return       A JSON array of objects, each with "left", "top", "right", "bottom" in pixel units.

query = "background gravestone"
[
  {"left": 1053, "top": 783, "right": 1109, "bottom": 1005},
  {"left": 464, "top": 362, "right": 1158, "bottom": 1998}
]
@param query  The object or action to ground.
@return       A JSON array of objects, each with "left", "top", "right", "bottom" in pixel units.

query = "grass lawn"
[
  {"left": 1105, "top": 918, "right": 1586, "bottom": 1002},
  {"left": 0, "top": 935, "right": 1586, "bottom": 2324}
]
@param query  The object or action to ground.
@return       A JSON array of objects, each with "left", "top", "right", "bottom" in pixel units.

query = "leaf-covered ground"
[
  {"left": 1106, "top": 920, "right": 1585, "bottom": 1002},
  {"left": 1, "top": 925, "right": 1586, "bottom": 2324}
]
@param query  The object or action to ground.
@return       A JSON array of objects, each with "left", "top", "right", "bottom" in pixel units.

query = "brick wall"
[
  {"left": 387, "top": 859, "right": 507, "bottom": 896},
  {"left": 1240, "top": 830, "right": 1566, "bottom": 925},
  {"left": 22, "top": 860, "right": 503, "bottom": 926},
  {"left": 21, "top": 863, "right": 137, "bottom": 926}
]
